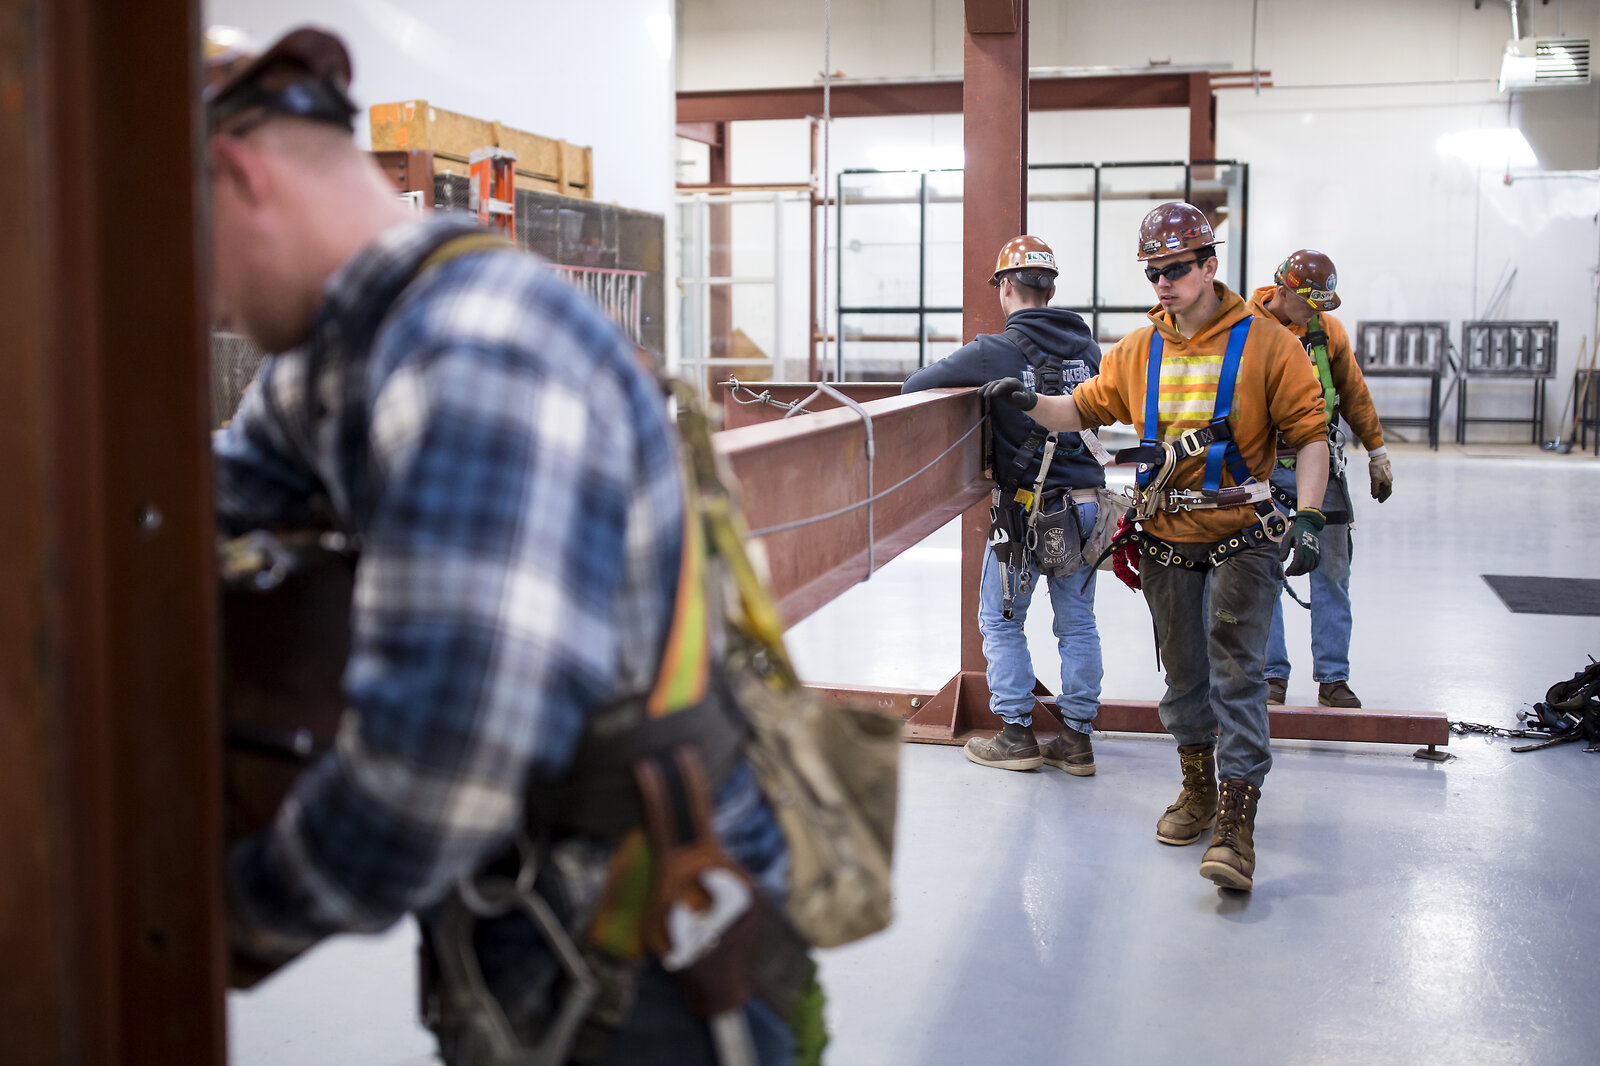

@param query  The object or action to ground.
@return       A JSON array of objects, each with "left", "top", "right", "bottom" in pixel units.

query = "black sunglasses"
[{"left": 1144, "top": 259, "right": 1201, "bottom": 284}]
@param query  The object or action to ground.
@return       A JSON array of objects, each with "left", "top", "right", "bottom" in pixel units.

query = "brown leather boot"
[
  {"left": 1318, "top": 680, "right": 1361, "bottom": 708},
  {"left": 1041, "top": 728, "right": 1095, "bottom": 776},
  {"left": 1155, "top": 743, "right": 1218, "bottom": 845},
  {"left": 1199, "top": 780, "right": 1261, "bottom": 890},
  {"left": 963, "top": 721, "right": 1043, "bottom": 771},
  {"left": 1266, "top": 677, "right": 1288, "bottom": 705}
]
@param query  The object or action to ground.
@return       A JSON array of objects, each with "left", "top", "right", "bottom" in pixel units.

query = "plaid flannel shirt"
[{"left": 216, "top": 216, "right": 785, "bottom": 972}]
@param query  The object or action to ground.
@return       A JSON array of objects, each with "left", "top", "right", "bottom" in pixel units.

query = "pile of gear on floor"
[
  {"left": 1518, "top": 658, "right": 1600, "bottom": 753},
  {"left": 1451, "top": 657, "right": 1600, "bottom": 753}
]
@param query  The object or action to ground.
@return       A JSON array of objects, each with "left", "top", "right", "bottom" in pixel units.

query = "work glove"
[
  {"left": 1283, "top": 507, "right": 1326, "bottom": 577},
  {"left": 1369, "top": 448, "right": 1393, "bottom": 503},
  {"left": 978, "top": 377, "right": 1037, "bottom": 411},
  {"left": 1109, "top": 514, "right": 1142, "bottom": 592}
]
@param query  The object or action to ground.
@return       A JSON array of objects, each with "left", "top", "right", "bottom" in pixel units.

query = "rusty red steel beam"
[
  {"left": 1, "top": 0, "right": 226, "bottom": 1061},
  {"left": 965, "top": 0, "right": 1020, "bottom": 34},
  {"left": 719, "top": 381, "right": 905, "bottom": 430},
  {"left": 675, "top": 120, "right": 722, "bottom": 146},
  {"left": 714, "top": 389, "right": 987, "bottom": 625},
  {"left": 958, "top": 0, "right": 1027, "bottom": 673},
  {"left": 812, "top": 686, "right": 1451, "bottom": 748},
  {"left": 678, "top": 72, "right": 1196, "bottom": 124}
]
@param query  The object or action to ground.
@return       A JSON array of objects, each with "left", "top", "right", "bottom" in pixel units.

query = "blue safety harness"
[{"left": 1138, "top": 317, "right": 1254, "bottom": 493}]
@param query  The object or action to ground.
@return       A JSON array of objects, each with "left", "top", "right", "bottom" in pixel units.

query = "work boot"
[
  {"left": 1155, "top": 743, "right": 1218, "bottom": 845},
  {"left": 1318, "top": 680, "right": 1362, "bottom": 708},
  {"left": 964, "top": 722, "right": 1043, "bottom": 771},
  {"left": 1266, "top": 677, "right": 1288, "bottom": 705},
  {"left": 1041, "top": 728, "right": 1096, "bottom": 776},
  {"left": 1199, "top": 780, "right": 1262, "bottom": 891}
]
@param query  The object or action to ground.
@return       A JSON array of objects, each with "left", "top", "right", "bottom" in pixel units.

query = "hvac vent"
[{"left": 1501, "top": 36, "right": 1591, "bottom": 91}]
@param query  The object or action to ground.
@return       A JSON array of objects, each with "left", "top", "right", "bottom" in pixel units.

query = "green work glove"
[
  {"left": 978, "top": 377, "right": 1037, "bottom": 411},
  {"left": 1283, "top": 507, "right": 1326, "bottom": 576}
]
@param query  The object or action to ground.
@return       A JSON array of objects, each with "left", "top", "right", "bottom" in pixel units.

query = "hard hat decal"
[
  {"left": 1308, "top": 289, "right": 1336, "bottom": 303},
  {"left": 1137, "top": 202, "right": 1221, "bottom": 261},
  {"left": 1024, "top": 251, "right": 1055, "bottom": 266},
  {"left": 1325, "top": 273, "right": 1337, "bottom": 290}
]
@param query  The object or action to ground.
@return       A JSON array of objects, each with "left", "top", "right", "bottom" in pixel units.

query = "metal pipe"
[{"left": 809, "top": 117, "right": 820, "bottom": 381}]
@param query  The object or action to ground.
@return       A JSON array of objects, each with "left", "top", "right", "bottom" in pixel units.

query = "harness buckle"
[
  {"left": 1260, "top": 509, "right": 1289, "bottom": 544},
  {"left": 1164, "top": 489, "right": 1208, "bottom": 511},
  {"left": 1172, "top": 429, "right": 1209, "bottom": 458}
]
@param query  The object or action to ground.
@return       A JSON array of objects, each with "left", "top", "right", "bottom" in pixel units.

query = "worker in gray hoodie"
[{"left": 903, "top": 236, "right": 1106, "bottom": 776}]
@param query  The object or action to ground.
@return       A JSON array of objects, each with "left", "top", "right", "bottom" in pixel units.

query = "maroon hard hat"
[
  {"left": 1275, "top": 249, "right": 1342, "bottom": 311},
  {"left": 1137, "top": 201, "right": 1222, "bottom": 261},
  {"left": 204, "top": 25, "right": 356, "bottom": 133}
]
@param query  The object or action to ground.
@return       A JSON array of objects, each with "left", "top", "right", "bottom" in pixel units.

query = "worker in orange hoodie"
[
  {"left": 979, "top": 203, "right": 1328, "bottom": 892},
  {"left": 1249, "top": 252, "right": 1393, "bottom": 710}
]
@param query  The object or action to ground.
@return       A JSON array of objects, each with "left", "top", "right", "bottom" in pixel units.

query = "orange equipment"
[{"left": 468, "top": 146, "right": 518, "bottom": 237}]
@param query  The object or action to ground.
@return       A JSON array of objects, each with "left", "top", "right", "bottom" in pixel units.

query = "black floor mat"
[{"left": 1482, "top": 575, "right": 1600, "bottom": 616}]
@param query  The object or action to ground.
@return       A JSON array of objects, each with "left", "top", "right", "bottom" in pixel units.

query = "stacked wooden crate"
[{"left": 368, "top": 100, "right": 592, "bottom": 199}]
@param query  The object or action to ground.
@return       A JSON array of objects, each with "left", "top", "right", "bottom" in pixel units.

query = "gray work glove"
[
  {"left": 1369, "top": 449, "right": 1393, "bottom": 503},
  {"left": 1283, "top": 507, "right": 1326, "bottom": 576},
  {"left": 978, "top": 377, "right": 1037, "bottom": 411}
]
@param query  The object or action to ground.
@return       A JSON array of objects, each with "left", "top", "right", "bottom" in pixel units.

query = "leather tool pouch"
[
  {"left": 988, "top": 494, "right": 1029, "bottom": 569},
  {"left": 1029, "top": 488, "right": 1084, "bottom": 579},
  {"left": 636, "top": 748, "right": 761, "bottom": 1019}
]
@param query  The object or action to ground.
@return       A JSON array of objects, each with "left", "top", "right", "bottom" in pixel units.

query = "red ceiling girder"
[
  {"left": 675, "top": 121, "right": 722, "bottom": 146},
  {"left": 676, "top": 72, "right": 1200, "bottom": 124}
]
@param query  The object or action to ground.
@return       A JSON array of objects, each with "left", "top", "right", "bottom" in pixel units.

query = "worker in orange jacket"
[
  {"left": 978, "top": 203, "right": 1327, "bottom": 892},
  {"left": 1248, "top": 251, "right": 1394, "bottom": 709}
]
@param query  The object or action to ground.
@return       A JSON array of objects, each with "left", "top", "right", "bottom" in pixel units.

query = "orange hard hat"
[
  {"left": 990, "top": 235, "right": 1059, "bottom": 287},
  {"left": 1275, "top": 249, "right": 1342, "bottom": 312},
  {"left": 1137, "top": 202, "right": 1222, "bottom": 261}
]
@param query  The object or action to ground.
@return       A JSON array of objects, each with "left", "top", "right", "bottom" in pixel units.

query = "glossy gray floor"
[{"left": 229, "top": 446, "right": 1600, "bottom": 1065}]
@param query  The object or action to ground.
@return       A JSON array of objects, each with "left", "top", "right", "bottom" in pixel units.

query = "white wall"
[
  {"left": 207, "top": 0, "right": 677, "bottom": 215},
  {"left": 681, "top": 0, "right": 1600, "bottom": 436}
]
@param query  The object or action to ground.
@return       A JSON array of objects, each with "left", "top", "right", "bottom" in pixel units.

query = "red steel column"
[
  {"left": 1187, "top": 71, "right": 1217, "bottom": 162},
  {"left": 707, "top": 121, "right": 734, "bottom": 392},
  {"left": 0, "top": 0, "right": 225, "bottom": 1062},
  {"left": 960, "top": 0, "right": 1028, "bottom": 673}
]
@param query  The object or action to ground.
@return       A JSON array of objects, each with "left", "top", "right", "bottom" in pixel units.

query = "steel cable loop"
[
  {"left": 746, "top": 415, "right": 987, "bottom": 539},
  {"left": 725, "top": 377, "right": 798, "bottom": 411},
  {"left": 783, "top": 382, "right": 875, "bottom": 576}
]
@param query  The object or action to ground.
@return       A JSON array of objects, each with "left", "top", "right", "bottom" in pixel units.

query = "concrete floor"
[{"left": 230, "top": 445, "right": 1600, "bottom": 1065}]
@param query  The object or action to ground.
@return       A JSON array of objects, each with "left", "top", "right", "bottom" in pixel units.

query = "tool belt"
[
  {"left": 219, "top": 530, "right": 357, "bottom": 850},
  {"left": 1117, "top": 434, "right": 1286, "bottom": 538},
  {"left": 1124, "top": 520, "right": 1283, "bottom": 573},
  {"left": 526, "top": 675, "right": 747, "bottom": 839}
]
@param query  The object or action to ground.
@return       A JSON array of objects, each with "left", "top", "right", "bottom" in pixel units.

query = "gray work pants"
[{"left": 1140, "top": 539, "right": 1281, "bottom": 786}]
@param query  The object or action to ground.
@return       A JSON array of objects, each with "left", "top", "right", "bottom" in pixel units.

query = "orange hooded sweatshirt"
[
  {"left": 1073, "top": 284, "right": 1327, "bottom": 543},
  {"left": 1248, "top": 285, "right": 1385, "bottom": 451}
]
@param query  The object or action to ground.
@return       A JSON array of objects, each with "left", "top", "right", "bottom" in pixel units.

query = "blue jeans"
[
  {"left": 1265, "top": 465, "right": 1354, "bottom": 683},
  {"left": 978, "top": 500, "right": 1103, "bottom": 733}
]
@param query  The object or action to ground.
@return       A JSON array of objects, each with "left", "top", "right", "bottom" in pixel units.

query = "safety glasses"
[{"left": 1144, "top": 259, "right": 1199, "bottom": 284}]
